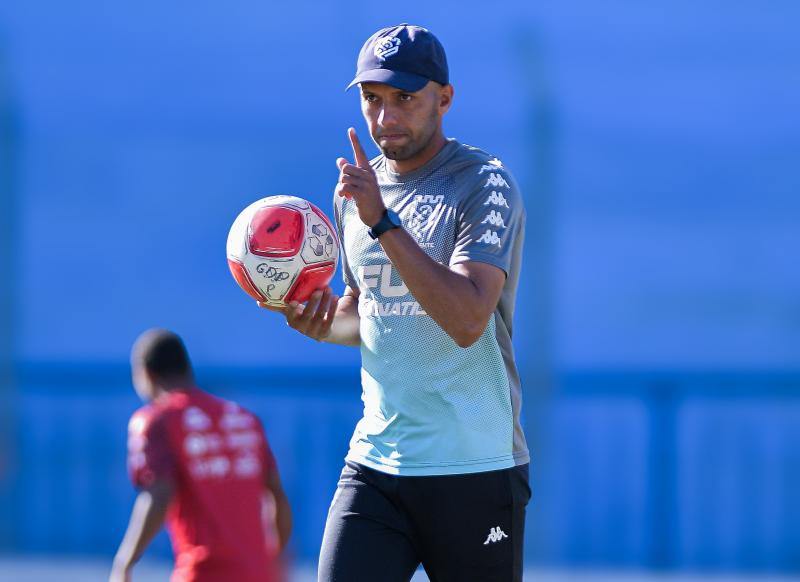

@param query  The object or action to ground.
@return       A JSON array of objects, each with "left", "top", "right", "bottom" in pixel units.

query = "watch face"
[
  {"left": 368, "top": 209, "right": 401, "bottom": 240},
  {"left": 387, "top": 209, "right": 401, "bottom": 227}
]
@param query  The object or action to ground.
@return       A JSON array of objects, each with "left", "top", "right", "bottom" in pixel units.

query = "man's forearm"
[
  {"left": 274, "top": 491, "right": 293, "bottom": 550},
  {"left": 321, "top": 295, "right": 361, "bottom": 346},
  {"left": 113, "top": 485, "right": 172, "bottom": 571},
  {"left": 377, "top": 228, "right": 498, "bottom": 347}
]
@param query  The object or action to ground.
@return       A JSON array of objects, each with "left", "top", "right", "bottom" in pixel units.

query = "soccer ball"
[{"left": 227, "top": 195, "right": 339, "bottom": 307}]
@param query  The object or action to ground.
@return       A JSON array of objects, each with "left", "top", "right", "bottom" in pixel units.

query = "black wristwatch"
[{"left": 368, "top": 208, "right": 402, "bottom": 240}]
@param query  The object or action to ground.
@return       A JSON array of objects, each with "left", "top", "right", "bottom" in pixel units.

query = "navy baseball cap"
[{"left": 347, "top": 24, "right": 449, "bottom": 92}]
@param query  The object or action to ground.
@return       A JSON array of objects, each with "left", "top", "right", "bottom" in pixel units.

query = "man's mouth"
[{"left": 378, "top": 133, "right": 407, "bottom": 142}]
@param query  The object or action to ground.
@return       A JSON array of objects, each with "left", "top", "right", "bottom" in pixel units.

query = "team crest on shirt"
[{"left": 408, "top": 192, "right": 444, "bottom": 243}]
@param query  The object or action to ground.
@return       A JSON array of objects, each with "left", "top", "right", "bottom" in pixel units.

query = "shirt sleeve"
[
  {"left": 127, "top": 410, "right": 176, "bottom": 490},
  {"left": 333, "top": 194, "right": 357, "bottom": 288},
  {"left": 450, "top": 165, "right": 525, "bottom": 275}
]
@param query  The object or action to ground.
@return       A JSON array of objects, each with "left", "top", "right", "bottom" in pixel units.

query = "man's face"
[{"left": 359, "top": 81, "right": 451, "bottom": 161}]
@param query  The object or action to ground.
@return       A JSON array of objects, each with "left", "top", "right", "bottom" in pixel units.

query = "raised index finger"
[{"left": 348, "top": 127, "right": 371, "bottom": 169}]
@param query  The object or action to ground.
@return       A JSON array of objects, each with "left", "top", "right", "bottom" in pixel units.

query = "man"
[
  {"left": 110, "top": 329, "right": 291, "bottom": 582},
  {"left": 263, "top": 24, "right": 530, "bottom": 581}
]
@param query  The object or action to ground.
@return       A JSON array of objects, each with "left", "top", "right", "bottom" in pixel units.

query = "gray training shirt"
[{"left": 334, "top": 138, "right": 529, "bottom": 476}]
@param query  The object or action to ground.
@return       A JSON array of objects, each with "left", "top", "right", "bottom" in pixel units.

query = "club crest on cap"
[{"left": 374, "top": 36, "right": 401, "bottom": 61}]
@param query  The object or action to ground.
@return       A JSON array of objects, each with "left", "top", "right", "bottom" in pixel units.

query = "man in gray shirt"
[{"left": 264, "top": 23, "right": 530, "bottom": 581}]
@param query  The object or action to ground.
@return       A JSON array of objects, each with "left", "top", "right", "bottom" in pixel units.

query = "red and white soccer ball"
[{"left": 226, "top": 195, "right": 339, "bottom": 307}]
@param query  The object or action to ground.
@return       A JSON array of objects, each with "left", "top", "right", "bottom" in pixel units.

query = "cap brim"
[{"left": 346, "top": 68, "right": 429, "bottom": 92}]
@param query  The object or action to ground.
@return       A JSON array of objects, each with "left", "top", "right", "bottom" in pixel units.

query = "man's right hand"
[{"left": 258, "top": 287, "right": 339, "bottom": 342}]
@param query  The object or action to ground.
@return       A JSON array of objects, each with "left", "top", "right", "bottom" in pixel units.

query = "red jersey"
[{"left": 127, "top": 387, "right": 282, "bottom": 582}]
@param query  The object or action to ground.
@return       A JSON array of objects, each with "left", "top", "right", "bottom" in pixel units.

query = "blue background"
[{"left": 1, "top": 0, "right": 798, "bottom": 575}]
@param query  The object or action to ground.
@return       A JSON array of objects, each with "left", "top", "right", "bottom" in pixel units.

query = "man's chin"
[{"left": 381, "top": 146, "right": 415, "bottom": 161}]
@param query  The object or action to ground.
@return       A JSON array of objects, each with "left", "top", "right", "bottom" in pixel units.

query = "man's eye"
[
  {"left": 363, "top": 94, "right": 377, "bottom": 103},
  {"left": 399, "top": 94, "right": 413, "bottom": 101}
]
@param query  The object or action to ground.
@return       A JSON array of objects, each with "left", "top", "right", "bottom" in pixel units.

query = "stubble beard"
[
  {"left": 381, "top": 133, "right": 430, "bottom": 161},
  {"left": 378, "top": 108, "right": 439, "bottom": 161}
]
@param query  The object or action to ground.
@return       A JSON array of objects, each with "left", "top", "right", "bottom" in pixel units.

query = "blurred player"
[
  {"left": 262, "top": 24, "right": 530, "bottom": 582},
  {"left": 110, "top": 329, "right": 291, "bottom": 582}
]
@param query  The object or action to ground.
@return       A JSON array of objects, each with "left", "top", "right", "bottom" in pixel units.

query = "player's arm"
[
  {"left": 110, "top": 478, "right": 174, "bottom": 582},
  {"left": 264, "top": 466, "right": 293, "bottom": 550},
  {"left": 376, "top": 232, "right": 504, "bottom": 348},
  {"left": 338, "top": 128, "right": 507, "bottom": 348},
  {"left": 258, "top": 284, "right": 361, "bottom": 346}
]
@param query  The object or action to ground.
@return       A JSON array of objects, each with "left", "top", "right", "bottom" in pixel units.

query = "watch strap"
[{"left": 368, "top": 209, "right": 400, "bottom": 240}]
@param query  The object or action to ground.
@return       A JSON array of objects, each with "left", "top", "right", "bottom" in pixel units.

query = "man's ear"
[{"left": 439, "top": 84, "right": 454, "bottom": 111}]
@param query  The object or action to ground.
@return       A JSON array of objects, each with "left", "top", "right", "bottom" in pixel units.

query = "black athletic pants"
[{"left": 318, "top": 461, "right": 531, "bottom": 582}]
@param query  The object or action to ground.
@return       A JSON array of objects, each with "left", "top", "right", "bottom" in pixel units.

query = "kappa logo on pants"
[{"left": 483, "top": 526, "right": 508, "bottom": 545}]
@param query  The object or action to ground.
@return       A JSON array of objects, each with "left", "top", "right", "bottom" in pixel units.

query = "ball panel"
[
  {"left": 284, "top": 262, "right": 336, "bottom": 304},
  {"left": 310, "top": 202, "right": 338, "bottom": 246},
  {"left": 227, "top": 258, "right": 265, "bottom": 302},
  {"left": 247, "top": 256, "right": 299, "bottom": 304},
  {"left": 226, "top": 203, "right": 254, "bottom": 260},
  {"left": 248, "top": 206, "right": 304, "bottom": 258},
  {"left": 300, "top": 203, "right": 339, "bottom": 265},
  {"left": 301, "top": 218, "right": 335, "bottom": 265},
  {"left": 263, "top": 195, "right": 309, "bottom": 211}
]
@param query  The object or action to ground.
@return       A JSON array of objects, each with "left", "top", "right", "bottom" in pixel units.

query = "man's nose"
[{"left": 378, "top": 104, "right": 399, "bottom": 127}]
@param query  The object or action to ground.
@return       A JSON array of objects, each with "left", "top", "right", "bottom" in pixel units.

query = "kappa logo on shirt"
[
  {"left": 484, "top": 173, "right": 510, "bottom": 189},
  {"left": 190, "top": 455, "right": 231, "bottom": 479},
  {"left": 481, "top": 210, "right": 506, "bottom": 228},
  {"left": 374, "top": 36, "right": 401, "bottom": 60},
  {"left": 477, "top": 158, "right": 504, "bottom": 174},
  {"left": 477, "top": 229, "right": 502, "bottom": 247},
  {"left": 220, "top": 409, "right": 254, "bottom": 431},
  {"left": 483, "top": 191, "right": 510, "bottom": 208},
  {"left": 233, "top": 455, "right": 261, "bottom": 478},
  {"left": 184, "top": 432, "right": 223, "bottom": 457},
  {"left": 184, "top": 407, "right": 212, "bottom": 431}
]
